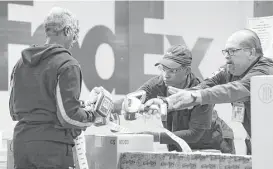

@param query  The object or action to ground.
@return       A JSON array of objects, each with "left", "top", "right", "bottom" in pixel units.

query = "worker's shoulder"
[
  {"left": 138, "top": 75, "right": 164, "bottom": 93},
  {"left": 145, "top": 75, "right": 164, "bottom": 86},
  {"left": 253, "top": 57, "right": 273, "bottom": 74},
  {"left": 52, "top": 51, "right": 80, "bottom": 68},
  {"left": 189, "top": 73, "right": 202, "bottom": 87}
]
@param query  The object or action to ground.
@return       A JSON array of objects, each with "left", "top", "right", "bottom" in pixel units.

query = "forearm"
[
  {"left": 193, "top": 68, "right": 227, "bottom": 90},
  {"left": 200, "top": 81, "right": 250, "bottom": 105},
  {"left": 56, "top": 87, "right": 95, "bottom": 129},
  {"left": 159, "top": 128, "right": 205, "bottom": 145}
]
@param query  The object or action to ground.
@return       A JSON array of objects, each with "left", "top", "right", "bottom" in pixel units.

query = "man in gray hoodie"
[{"left": 9, "top": 7, "right": 103, "bottom": 169}]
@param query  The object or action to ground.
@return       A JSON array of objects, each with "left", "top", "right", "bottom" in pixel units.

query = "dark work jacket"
[
  {"left": 138, "top": 74, "right": 213, "bottom": 150},
  {"left": 197, "top": 56, "right": 273, "bottom": 138},
  {"left": 189, "top": 111, "right": 236, "bottom": 154}
]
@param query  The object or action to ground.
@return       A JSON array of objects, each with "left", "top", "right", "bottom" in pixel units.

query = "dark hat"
[{"left": 155, "top": 44, "right": 192, "bottom": 69}]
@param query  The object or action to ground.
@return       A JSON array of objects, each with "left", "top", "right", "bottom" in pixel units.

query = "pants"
[
  {"left": 245, "top": 138, "right": 252, "bottom": 155},
  {"left": 13, "top": 140, "right": 74, "bottom": 169}
]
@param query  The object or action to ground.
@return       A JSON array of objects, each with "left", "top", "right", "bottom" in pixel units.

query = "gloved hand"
[
  {"left": 122, "top": 96, "right": 161, "bottom": 120},
  {"left": 167, "top": 90, "right": 201, "bottom": 110},
  {"left": 85, "top": 86, "right": 104, "bottom": 106},
  {"left": 144, "top": 98, "right": 167, "bottom": 115}
]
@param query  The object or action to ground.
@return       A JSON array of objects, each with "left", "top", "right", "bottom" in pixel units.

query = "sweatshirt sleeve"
[
  {"left": 55, "top": 64, "right": 94, "bottom": 129},
  {"left": 138, "top": 76, "right": 165, "bottom": 102},
  {"left": 194, "top": 67, "right": 228, "bottom": 90},
  {"left": 200, "top": 65, "right": 271, "bottom": 105}
]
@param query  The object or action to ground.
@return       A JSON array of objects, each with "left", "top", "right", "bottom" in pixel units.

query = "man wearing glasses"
[
  {"left": 146, "top": 29, "right": 273, "bottom": 154},
  {"left": 9, "top": 7, "right": 104, "bottom": 169},
  {"left": 114, "top": 44, "right": 219, "bottom": 152}
]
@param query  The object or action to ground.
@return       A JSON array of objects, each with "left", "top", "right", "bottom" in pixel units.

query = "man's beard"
[
  {"left": 227, "top": 64, "right": 236, "bottom": 75},
  {"left": 227, "top": 63, "right": 246, "bottom": 76}
]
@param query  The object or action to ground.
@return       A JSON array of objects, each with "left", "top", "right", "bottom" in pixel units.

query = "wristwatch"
[
  {"left": 190, "top": 93, "right": 198, "bottom": 103},
  {"left": 80, "top": 100, "right": 86, "bottom": 108},
  {"left": 190, "top": 90, "right": 202, "bottom": 104}
]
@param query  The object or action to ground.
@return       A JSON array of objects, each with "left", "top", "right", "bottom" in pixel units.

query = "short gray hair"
[
  {"left": 239, "top": 29, "right": 263, "bottom": 56},
  {"left": 44, "top": 7, "right": 79, "bottom": 36}
]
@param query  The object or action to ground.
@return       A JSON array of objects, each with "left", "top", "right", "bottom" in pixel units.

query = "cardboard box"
[{"left": 85, "top": 134, "right": 154, "bottom": 169}]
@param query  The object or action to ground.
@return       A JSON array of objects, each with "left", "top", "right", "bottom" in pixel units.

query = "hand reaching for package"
[
  {"left": 167, "top": 86, "right": 200, "bottom": 110},
  {"left": 144, "top": 98, "right": 167, "bottom": 116},
  {"left": 87, "top": 87, "right": 104, "bottom": 105},
  {"left": 81, "top": 87, "right": 104, "bottom": 112},
  {"left": 168, "top": 89, "right": 202, "bottom": 110},
  {"left": 122, "top": 96, "right": 162, "bottom": 114}
]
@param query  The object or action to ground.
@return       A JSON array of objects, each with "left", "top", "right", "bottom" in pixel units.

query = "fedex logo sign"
[{"left": 0, "top": 1, "right": 213, "bottom": 95}]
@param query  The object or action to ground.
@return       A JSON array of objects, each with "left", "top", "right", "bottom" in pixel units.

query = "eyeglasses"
[
  {"left": 157, "top": 65, "right": 185, "bottom": 74},
  {"left": 222, "top": 48, "right": 252, "bottom": 56}
]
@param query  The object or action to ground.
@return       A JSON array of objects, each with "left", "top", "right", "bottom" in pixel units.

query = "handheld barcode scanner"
[
  {"left": 94, "top": 89, "right": 113, "bottom": 118},
  {"left": 123, "top": 91, "right": 146, "bottom": 120},
  {"left": 93, "top": 87, "right": 115, "bottom": 126}
]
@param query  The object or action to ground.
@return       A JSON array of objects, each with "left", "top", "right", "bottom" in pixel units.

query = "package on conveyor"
[
  {"left": 219, "top": 153, "right": 252, "bottom": 169},
  {"left": 190, "top": 152, "right": 221, "bottom": 169},
  {"left": 119, "top": 151, "right": 252, "bottom": 169}
]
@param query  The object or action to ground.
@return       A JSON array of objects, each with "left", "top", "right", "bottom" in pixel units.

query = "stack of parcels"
[{"left": 119, "top": 152, "right": 252, "bottom": 169}]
